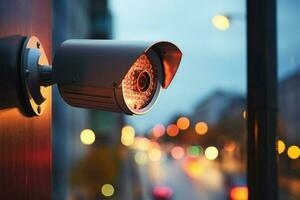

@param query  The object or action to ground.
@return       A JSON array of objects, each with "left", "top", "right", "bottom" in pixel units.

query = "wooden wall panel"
[{"left": 0, "top": 1, "right": 51, "bottom": 199}]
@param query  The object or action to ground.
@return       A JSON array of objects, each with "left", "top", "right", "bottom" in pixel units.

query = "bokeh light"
[
  {"left": 205, "top": 146, "right": 219, "bottom": 160},
  {"left": 243, "top": 110, "right": 247, "bottom": 119},
  {"left": 230, "top": 187, "right": 248, "bottom": 200},
  {"left": 101, "top": 184, "right": 114, "bottom": 197},
  {"left": 195, "top": 122, "right": 208, "bottom": 135},
  {"left": 277, "top": 140, "right": 285, "bottom": 154},
  {"left": 187, "top": 145, "right": 201, "bottom": 157},
  {"left": 150, "top": 141, "right": 160, "bottom": 149},
  {"left": 121, "top": 137, "right": 134, "bottom": 146},
  {"left": 171, "top": 146, "right": 185, "bottom": 159},
  {"left": 121, "top": 125, "right": 135, "bottom": 146},
  {"left": 122, "top": 125, "right": 135, "bottom": 138},
  {"left": 134, "top": 151, "right": 148, "bottom": 165},
  {"left": 167, "top": 124, "right": 179, "bottom": 137},
  {"left": 152, "top": 124, "right": 165, "bottom": 138},
  {"left": 183, "top": 159, "right": 204, "bottom": 179},
  {"left": 212, "top": 15, "right": 230, "bottom": 31},
  {"left": 133, "top": 137, "right": 150, "bottom": 151},
  {"left": 80, "top": 129, "right": 96, "bottom": 145},
  {"left": 148, "top": 148, "right": 162, "bottom": 162},
  {"left": 287, "top": 145, "right": 300, "bottom": 159},
  {"left": 152, "top": 186, "right": 173, "bottom": 199},
  {"left": 176, "top": 116, "right": 190, "bottom": 130},
  {"left": 224, "top": 140, "right": 236, "bottom": 152}
]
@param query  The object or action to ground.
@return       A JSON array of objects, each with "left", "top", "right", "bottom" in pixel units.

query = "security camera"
[{"left": 11, "top": 36, "right": 182, "bottom": 116}]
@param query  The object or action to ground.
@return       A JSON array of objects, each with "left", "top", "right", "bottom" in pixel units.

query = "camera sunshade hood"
[{"left": 53, "top": 40, "right": 182, "bottom": 89}]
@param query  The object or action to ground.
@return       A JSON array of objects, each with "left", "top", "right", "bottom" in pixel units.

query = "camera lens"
[
  {"left": 122, "top": 53, "right": 157, "bottom": 112},
  {"left": 137, "top": 71, "right": 151, "bottom": 92}
]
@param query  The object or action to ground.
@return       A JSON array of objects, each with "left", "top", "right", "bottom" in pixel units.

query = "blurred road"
[{"left": 136, "top": 153, "right": 227, "bottom": 200}]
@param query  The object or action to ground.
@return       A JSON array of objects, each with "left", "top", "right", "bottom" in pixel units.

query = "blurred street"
[
  {"left": 134, "top": 151, "right": 227, "bottom": 200},
  {"left": 139, "top": 155, "right": 226, "bottom": 200}
]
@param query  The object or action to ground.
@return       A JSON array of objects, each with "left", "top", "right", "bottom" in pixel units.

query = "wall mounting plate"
[{"left": 20, "top": 36, "right": 49, "bottom": 116}]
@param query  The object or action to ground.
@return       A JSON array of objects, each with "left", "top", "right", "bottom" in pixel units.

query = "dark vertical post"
[{"left": 247, "top": 0, "right": 278, "bottom": 199}]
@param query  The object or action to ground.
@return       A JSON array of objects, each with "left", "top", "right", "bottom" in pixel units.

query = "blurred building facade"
[
  {"left": 52, "top": 1, "right": 123, "bottom": 200},
  {"left": 279, "top": 71, "right": 300, "bottom": 145},
  {"left": 192, "top": 90, "right": 245, "bottom": 126},
  {"left": 277, "top": 71, "right": 300, "bottom": 199},
  {"left": 190, "top": 90, "right": 246, "bottom": 147},
  {"left": 162, "top": 90, "right": 246, "bottom": 144},
  {"left": 162, "top": 90, "right": 246, "bottom": 158}
]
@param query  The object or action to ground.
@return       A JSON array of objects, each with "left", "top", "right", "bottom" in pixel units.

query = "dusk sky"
[{"left": 110, "top": 0, "right": 300, "bottom": 133}]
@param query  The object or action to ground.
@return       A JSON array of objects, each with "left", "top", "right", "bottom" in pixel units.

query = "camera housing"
[
  {"left": 53, "top": 40, "right": 182, "bottom": 115},
  {"left": 6, "top": 36, "right": 182, "bottom": 116}
]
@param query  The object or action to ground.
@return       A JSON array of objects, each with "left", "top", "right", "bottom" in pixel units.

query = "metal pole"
[{"left": 247, "top": 0, "right": 278, "bottom": 199}]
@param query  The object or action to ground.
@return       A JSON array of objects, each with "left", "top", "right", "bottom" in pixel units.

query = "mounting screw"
[
  {"left": 37, "top": 42, "right": 40, "bottom": 49},
  {"left": 25, "top": 69, "right": 30, "bottom": 78},
  {"left": 37, "top": 106, "right": 41, "bottom": 114}
]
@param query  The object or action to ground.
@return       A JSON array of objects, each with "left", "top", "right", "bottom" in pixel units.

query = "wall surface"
[{"left": 0, "top": 1, "right": 52, "bottom": 199}]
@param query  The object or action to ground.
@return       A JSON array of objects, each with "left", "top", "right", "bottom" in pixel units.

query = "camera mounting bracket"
[{"left": 20, "top": 36, "right": 52, "bottom": 116}]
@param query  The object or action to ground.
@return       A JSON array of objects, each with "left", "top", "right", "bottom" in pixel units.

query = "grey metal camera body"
[
  {"left": 3, "top": 36, "right": 182, "bottom": 116},
  {"left": 53, "top": 40, "right": 182, "bottom": 115}
]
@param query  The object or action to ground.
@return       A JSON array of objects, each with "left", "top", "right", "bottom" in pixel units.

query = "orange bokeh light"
[
  {"left": 171, "top": 146, "right": 185, "bottom": 159},
  {"left": 277, "top": 140, "right": 285, "bottom": 154},
  {"left": 176, "top": 117, "right": 190, "bottom": 130},
  {"left": 152, "top": 124, "right": 165, "bottom": 138},
  {"left": 224, "top": 141, "right": 236, "bottom": 152},
  {"left": 195, "top": 122, "right": 208, "bottom": 135},
  {"left": 230, "top": 187, "right": 248, "bottom": 200},
  {"left": 287, "top": 145, "right": 300, "bottom": 159},
  {"left": 167, "top": 124, "right": 179, "bottom": 137}
]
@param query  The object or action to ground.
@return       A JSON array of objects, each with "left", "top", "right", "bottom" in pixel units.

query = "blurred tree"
[{"left": 70, "top": 146, "right": 122, "bottom": 199}]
